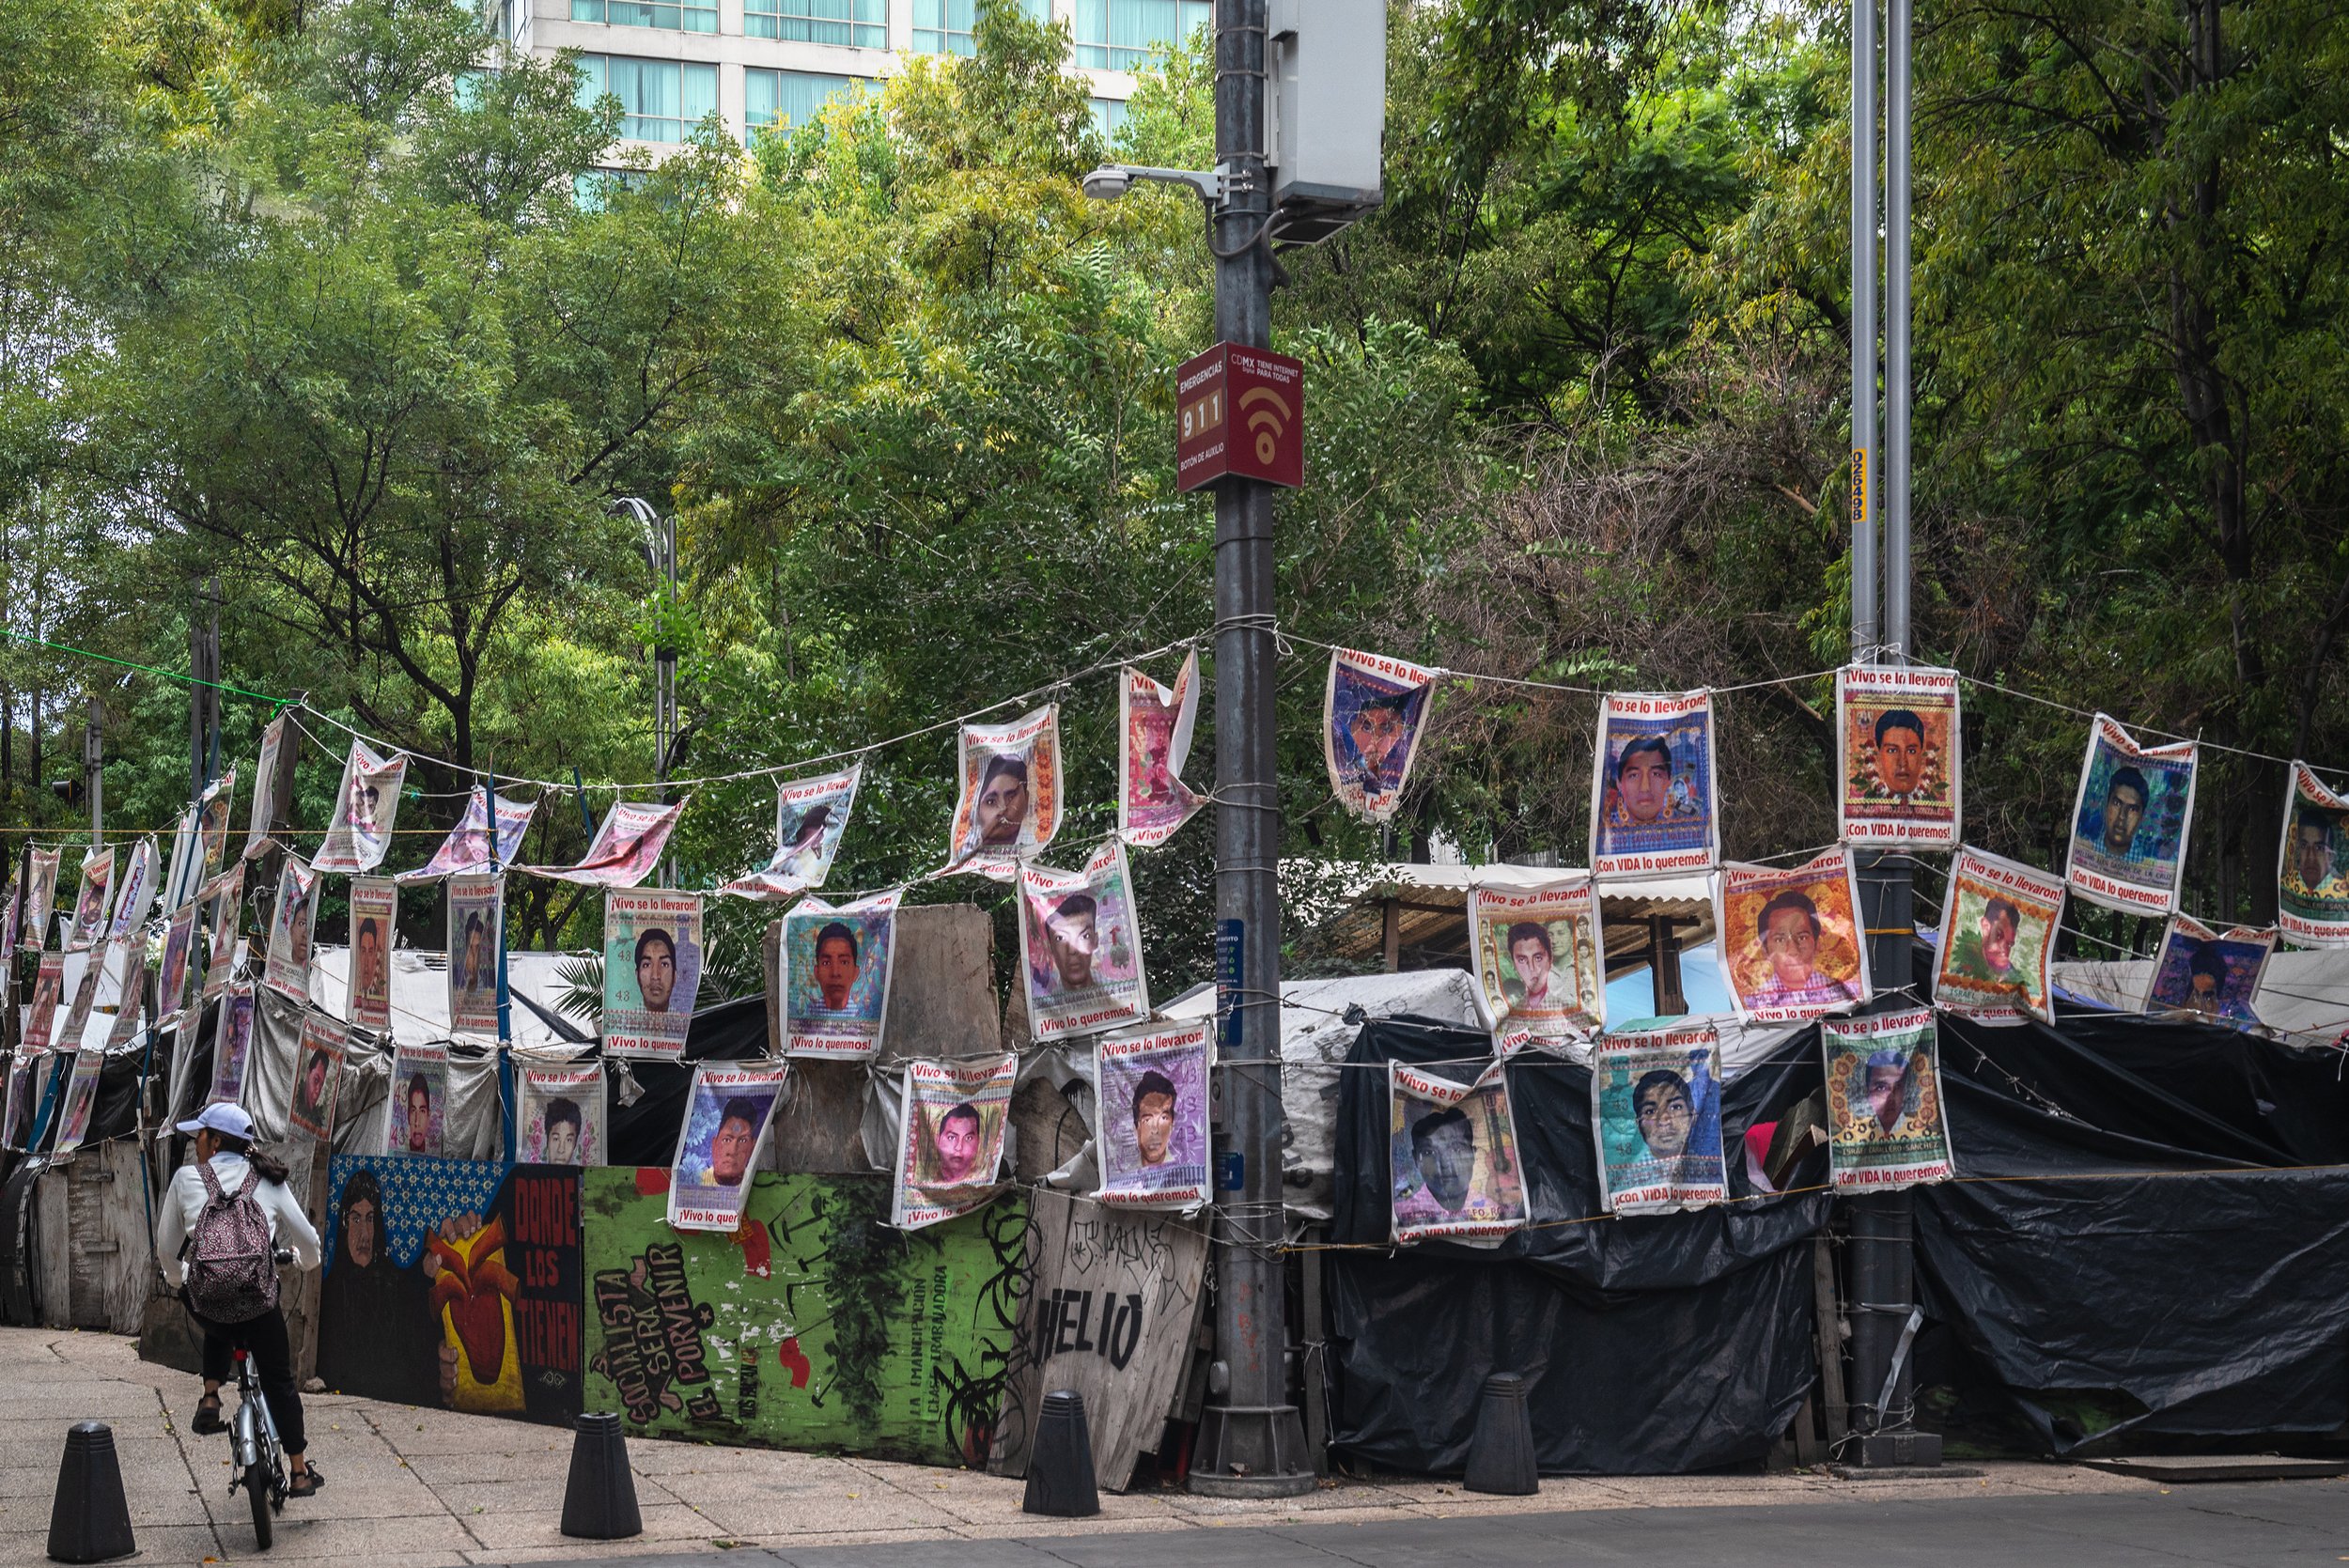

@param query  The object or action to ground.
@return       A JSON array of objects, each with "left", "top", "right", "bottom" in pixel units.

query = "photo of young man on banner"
[
  {"left": 23, "top": 847, "right": 60, "bottom": 951},
  {"left": 1388, "top": 1060, "right": 1527, "bottom": 1244},
  {"left": 1717, "top": 851, "right": 1870, "bottom": 1022},
  {"left": 199, "top": 864, "right": 243, "bottom": 1000},
  {"left": 349, "top": 877, "right": 397, "bottom": 1032},
  {"left": 1323, "top": 647, "right": 1439, "bottom": 823},
  {"left": 314, "top": 739, "right": 409, "bottom": 874},
  {"left": 1120, "top": 656, "right": 1205, "bottom": 848},
  {"left": 1469, "top": 877, "right": 1606, "bottom": 1049},
  {"left": 602, "top": 889, "right": 703, "bottom": 1059},
  {"left": 446, "top": 873, "right": 503, "bottom": 1039},
  {"left": 209, "top": 984, "right": 257, "bottom": 1107},
  {"left": 1836, "top": 665, "right": 1961, "bottom": 846},
  {"left": 25, "top": 954, "right": 66, "bottom": 1053},
  {"left": 2065, "top": 714, "right": 2197, "bottom": 915},
  {"left": 105, "top": 838, "right": 158, "bottom": 944},
  {"left": 520, "top": 1063, "right": 603, "bottom": 1165},
  {"left": 52, "top": 1047, "right": 103, "bottom": 1157},
  {"left": 947, "top": 706, "right": 1062, "bottom": 875},
  {"left": 1823, "top": 1007, "right": 1954, "bottom": 1190},
  {"left": 1591, "top": 1027, "right": 1728, "bottom": 1215},
  {"left": 892, "top": 1055, "right": 1015, "bottom": 1231},
  {"left": 1017, "top": 840, "right": 1149, "bottom": 1043},
  {"left": 158, "top": 902, "right": 198, "bottom": 1026},
  {"left": 2279, "top": 763, "right": 2349, "bottom": 947},
  {"left": 669, "top": 1063, "right": 788, "bottom": 1231},
  {"left": 1094, "top": 1020, "right": 1212, "bottom": 1208},
  {"left": 2144, "top": 916, "right": 2273, "bottom": 1025},
  {"left": 527, "top": 798, "right": 687, "bottom": 888},
  {"left": 196, "top": 768, "right": 235, "bottom": 877},
  {"left": 724, "top": 763, "right": 862, "bottom": 900},
  {"left": 400, "top": 791, "right": 537, "bottom": 883},
  {"left": 58, "top": 954, "right": 104, "bottom": 1052},
  {"left": 1591, "top": 691, "right": 1719, "bottom": 878},
  {"left": 781, "top": 889, "right": 898, "bottom": 1059},
  {"left": 385, "top": 1042, "right": 450, "bottom": 1157},
  {"left": 263, "top": 853, "right": 318, "bottom": 1004},
  {"left": 289, "top": 1012, "right": 349, "bottom": 1141},
  {"left": 1937, "top": 846, "right": 2062, "bottom": 1025},
  {"left": 104, "top": 936, "right": 149, "bottom": 1048},
  {"left": 67, "top": 846, "right": 115, "bottom": 953}
]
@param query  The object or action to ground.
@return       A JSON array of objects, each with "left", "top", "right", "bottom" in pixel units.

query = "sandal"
[
  {"left": 288, "top": 1467, "right": 325, "bottom": 1499},
  {"left": 191, "top": 1396, "right": 226, "bottom": 1436}
]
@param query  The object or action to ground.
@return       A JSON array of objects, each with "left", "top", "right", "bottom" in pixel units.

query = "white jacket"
[{"left": 156, "top": 1152, "right": 322, "bottom": 1288}]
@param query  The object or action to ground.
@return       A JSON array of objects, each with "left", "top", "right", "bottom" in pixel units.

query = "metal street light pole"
[{"left": 615, "top": 497, "right": 679, "bottom": 886}]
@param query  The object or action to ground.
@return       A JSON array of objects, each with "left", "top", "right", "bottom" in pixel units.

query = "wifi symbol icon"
[{"left": 1239, "top": 387, "right": 1293, "bottom": 466}]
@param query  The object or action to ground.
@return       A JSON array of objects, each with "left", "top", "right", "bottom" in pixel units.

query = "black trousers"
[{"left": 194, "top": 1305, "right": 306, "bottom": 1455}]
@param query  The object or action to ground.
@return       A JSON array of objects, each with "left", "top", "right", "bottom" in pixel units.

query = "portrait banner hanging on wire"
[
  {"left": 244, "top": 713, "right": 288, "bottom": 859},
  {"left": 1590, "top": 690, "right": 1719, "bottom": 879},
  {"left": 67, "top": 846, "right": 115, "bottom": 954},
  {"left": 313, "top": 740, "right": 409, "bottom": 874},
  {"left": 288, "top": 1012, "right": 349, "bottom": 1142},
  {"left": 263, "top": 854, "right": 319, "bottom": 1005},
  {"left": 200, "top": 864, "right": 244, "bottom": 1001},
  {"left": 1119, "top": 655, "right": 1205, "bottom": 848},
  {"left": 196, "top": 768, "right": 236, "bottom": 880},
  {"left": 602, "top": 889, "right": 703, "bottom": 1060},
  {"left": 1935, "top": 846, "right": 2061, "bottom": 1026},
  {"left": 723, "top": 763, "right": 862, "bottom": 901},
  {"left": 446, "top": 873, "right": 504, "bottom": 1040},
  {"left": 1591, "top": 1026, "right": 1728, "bottom": 1215},
  {"left": 891, "top": 1053, "right": 1015, "bottom": 1231},
  {"left": 2064, "top": 714, "right": 2197, "bottom": 916},
  {"left": 668, "top": 1062, "right": 789, "bottom": 1232},
  {"left": 1094, "top": 1019, "right": 1212, "bottom": 1209},
  {"left": 59, "top": 953, "right": 104, "bottom": 1052},
  {"left": 158, "top": 901, "right": 199, "bottom": 1028},
  {"left": 1823, "top": 1006, "right": 1953, "bottom": 1191},
  {"left": 1389, "top": 1059, "right": 1527, "bottom": 1244},
  {"left": 0, "top": 875, "right": 14, "bottom": 977},
  {"left": 4, "top": 1049, "right": 45, "bottom": 1152},
  {"left": 1324, "top": 647, "right": 1439, "bottom": 824},
  {"left": 105, "top": 837, "right": 160, "bottom": 944},
  {"left": 52, "top": 1046, "right": 103, "bottom": 1157},
  {"left": 400, "top": 791, "right": 537, "bottom": 883},
  {"left": 1836, "top": 664, "right": 1961, "bottom": 847},
  {"left": 384, "top": 1041, "right": 450, "bottom": 1157},
  {"left": 348, "top": 877, "right": 397, "bottom": 1034},
  {"left": 1716, "top": 851, "right": 1870, "bottom": 1023},
  {"left": 1468, "top": 877, "right": 1606, "bottom": 1050},
  {"left": 1017, "top": 839, "right": 1150, "bottom": 1044},
  {"left": 162, "top": 807, "right": 203, "bottom": 916},
  {"left": 2278, "top": 763, "right": 2349, "bottom": 947},
  {"left": 24, "top": 953, "right": 66, "bottom": 1053},
  {"left": 946, "top": 706, "right": 1063, "bottom": 877},
  {"left": 2144, "top": 915, "right": 2273, "bottom": 1026},
  {"left": 519, "top": 1063, "right": 603, "bottom": 1166},
  {"left": 525, "top": 799, "right": 686, "bottom": 889},
  {"left": 23, "top": 847, "right": 60, "bottom": 952},
  {"left": 209, "top": 985, "right": 257, "bottom": 1108},
  {"left": 781, "top": 888, "right": 899, "bottom": 1060},
  {"left": 105, "top": 936, "right": 149, "bottom": 1049}
]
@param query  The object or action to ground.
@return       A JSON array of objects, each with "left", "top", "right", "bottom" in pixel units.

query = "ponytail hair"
[{"left": 212, "top": 1130, "right": 291, "bottom": 1187}]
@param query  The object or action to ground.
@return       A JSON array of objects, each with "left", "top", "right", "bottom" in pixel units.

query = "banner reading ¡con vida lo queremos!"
[
  {"left": 1934, "top": 846, "right": 2063, "bottom": 1026},
  {"left": 1468, "top": 876, "right": 1606, "bottom": 1050},
  {"left": 1715, "top": 849, "right": 1871, "bottom": 1024},
  {"left": 1094, "top": 1019, "right": 1213, "bottom": 1210},
  {"left": 1836, "top": 663, "right": 1962, "bottom": 848},
  {"left": 2279, "top": 762, "right": 2349, "bottom": 947},
  {"left": 2063, "top": 713, "right": 2197, "bottom": 916},
  {"left": 1822, "top": 1006, "right": 1955, "bottom": 1192},
  {"left": 2142, "top": 914, "right": 2274, "bottom": 1026},
  {"left": 1390, "top": 1059, "right": 1527, "bottom": 1244},
  {"left": 1591, "top": 1025, "right": 1727, "bottom": 1216},
  {"left": 1590, "top": 690, "right": 1719, "bottom": 880},
  {"left": 1324, "top": 647, "right": 1439, "bottom": 824}
]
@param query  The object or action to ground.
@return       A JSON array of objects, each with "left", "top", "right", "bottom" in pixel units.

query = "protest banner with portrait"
[
  {"left": 1590, "top": 691, "right": 1719, "bottom": 879},
  {"left": 24, "top": 953, "right": 66, "bottom": 1053},
  {"left": 400, "top": 791, "right": 537, "bottom": 883},
  {"left": 1716, "top": 851, "right": 1870, "bottom": 1023},
  {"left": 1823, "top": 1007, "right": 1953, "bottom": 1191},
  {"left": 526, "top": 799, "right": 686, "bottom": 888},
  {"left": 1469, "top": 877, "right": 1606, "bottom": 1049},
  {"left": 244, "top": 713, "right": 288, "bottom": 859},
  {"left": 4, "top": 1050, "right": 46, "bottom": 1152},
  {"left": 59, "top": 955, "right": 104, "bottom": 1052},
  {"left": 2144, "top": 916, "right": 2273, "bottom": 1025},
  {"left": 668, "top": 1063, "right": 789, "bottom": 1232},
  {"left": 1324, "top": 647, "right": 1439, "bottom": 824},
  {"left": 348, "top": 877, "right": 397, "bottom": 1033},
  {"left": 23, "top": 847, "right": 60, "bottom": 952},
  {"left": 446, "top": 873, "right": 504, "bottom": 1039},
  {"left": 892, "top": 1054, "right": 1015, "bottom": 1231},
  {"left": 947, "top": 706, "right": 1063, "bottom": 876},
  {"left": 52, "top": 1047, "right": 103, "bottom": 1157},
  {"left": 1017, "top": 840, "right": 1150, "bottom": 1043},
  {"left": 313, "top": 740, "right": 409, "bottom": 874},
  {"left": 196, "top": 768, "right": 235, "bottom": 878},
  {"left": 0, "top": 876, "right": 14, "bottom": 975},
  {"left": 67, "top": 846, "right": 115, "bottom": 953},
  {"left": 384, "top": 1041, "right": 450, "bottom": 1157},
  {"left": 105, "top": 936, "right": 149, "bottom": 1049},
  {"left": 263, "top": 854, "right": 319, "bottom": 1005},
  {"left": 1389, "top": 1060, "right": 1527, "bottom": 1243},
  {"left": 1837, "top": 664, "right": 1961, "bottom": 847},
  {"left": 2064, "top": 715, "right": 2197, "bottom": 915},
  {"left": 288, "top": 1012, "right": 349, "bottom": 1141},
  {"left": 602, "top": 890, "right": 703, "bottom": 1060},
  {"left": 200, "top": 864, "right": 243, "bottom": 1000},
  {"left": 1591, "top": 1026, "right": 1728, "bottom": 1215},
  {"left": 1094, "top": 1020, "right": 1212, "bottom": 1208},
  {"left": 158, "top": 902, "right": 199, "bottom": 1028},
  {"left": 1936, "top": 846, "right": 2062, "bottom": 1025},
  {"left": 2278, "top": 763, "right": 2349, "bottom": 947},
  {"left": 781, "top": 889, "right": 898, "bottom": 1059},
  {"left": 520, "top": 1063, "right": 603, "bottom": 1165},
  {"left": 101, "top": 838, "right": 158, "bottom": 947},
  {"left": 723, "top": 763, "right": 862, "bottom": 900},
  {"left": 209, "top": 985, "right": 257, "bottom": 1108},
  {"left": 162, "top": 804, "right": 204, "bottom": 915},
  {"left": 1119, "top": 655, "right": 1204, "bottom": 848}
]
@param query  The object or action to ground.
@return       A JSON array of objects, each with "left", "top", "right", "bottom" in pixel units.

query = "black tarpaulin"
[{"left": 1324, "top": 1016, "right": 1831, "bottom": 1475}]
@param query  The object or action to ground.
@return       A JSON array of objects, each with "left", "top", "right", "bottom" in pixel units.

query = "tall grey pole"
[
  {"left": 1883, "top": 0, "right": 1913, "bottom": 660},
  {"left": 86, "top": 694, "right": 103, "bottom": 846},
  {"left": 1850, "top": 0, "right": 1878, "bottom": 658},
  {"left": 1193, "top": 0, "right": 1311, "bottom": 1500}
]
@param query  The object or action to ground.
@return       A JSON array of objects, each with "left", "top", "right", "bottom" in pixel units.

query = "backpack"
[{"left": 184, "top": 1159, "right": 279, "bottom": 1324}]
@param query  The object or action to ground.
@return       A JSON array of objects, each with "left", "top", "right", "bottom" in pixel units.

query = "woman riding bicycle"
[{"left": 155, "top": 1102, "right": 327, "bottom": 1498}]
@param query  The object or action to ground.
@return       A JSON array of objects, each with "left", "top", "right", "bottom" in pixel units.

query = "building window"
[
  {"left": 1072, "top": 0, "right": 1209, "bottom": 70},
  {"left": 745, "top": 70, "right": 860, "bottom": 139},
  {"left": 745, "top": 0, "right": 886, "bottom": 47},
  {"left": 576, "top": 54, "right": 719, "bottom": 143},
  {"left": 1089, "top": 96, "right": 1128, "bottom": 139},
  {"left": 912, "top": 0, "right": 1050, "bottom": 57},
  {"left": 570, "top": 0, "right": 718, "bottom": 34}
]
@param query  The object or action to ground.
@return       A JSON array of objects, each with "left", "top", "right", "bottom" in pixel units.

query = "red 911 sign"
[{"left": 1174, "top": 343, "right": 1304, "bottom": 491}]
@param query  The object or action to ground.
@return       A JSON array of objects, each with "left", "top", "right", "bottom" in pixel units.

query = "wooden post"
[
  {"left": 1650, "top": 916, "right": 1686, "bottom": 1015},
  {"left": 1380, "top": 897, "right": 1400, "bottom": 972}
]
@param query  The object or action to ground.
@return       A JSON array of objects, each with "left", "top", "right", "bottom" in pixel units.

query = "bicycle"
[{"left": 204, "top": 1246, "right": 296, "bottom": 1550}]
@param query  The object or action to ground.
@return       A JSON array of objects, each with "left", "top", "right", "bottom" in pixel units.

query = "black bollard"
[
  {"left": 1021, "top": 1389, "right": 1102, "bottom": 1518},
  {"left": 1462, "top": 1373, "right": 1539, "bottom": 1496},
  {"left": 48, "top": 1421, "right": 136, "bottom": 1563},
  {"left": 559, "top": 1412, "right": 644, "bottom": 1540}
]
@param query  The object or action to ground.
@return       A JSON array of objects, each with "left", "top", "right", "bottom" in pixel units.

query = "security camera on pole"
[{"left": 1082, "top": 0, "right": 1385, "bottom": 1500}]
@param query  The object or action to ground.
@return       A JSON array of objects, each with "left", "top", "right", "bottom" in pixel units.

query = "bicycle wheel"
[{"left": 245, "top": 1458, "right": 272, "bottom": 1548}]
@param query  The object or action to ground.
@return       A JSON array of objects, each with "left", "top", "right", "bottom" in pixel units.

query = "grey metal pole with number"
[
  {"left": 1193, "top": 0, "right": 1313, "bottom": 1500},
  {"left": 1850, "top": 0, "right": 1878, "bottom": 657},
  {"left": 1883, "top": 0, "right": 1913, "bottom": 661}
]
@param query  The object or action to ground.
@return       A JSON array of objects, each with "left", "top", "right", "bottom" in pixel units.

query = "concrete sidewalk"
[{"left": 0, "top": 1327, "right": 2215, "bottom": 1565}]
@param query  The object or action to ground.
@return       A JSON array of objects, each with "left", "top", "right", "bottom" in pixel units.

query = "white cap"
[{"left": 175, "top": 1103, "right": 256, "bottom": 1141}]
